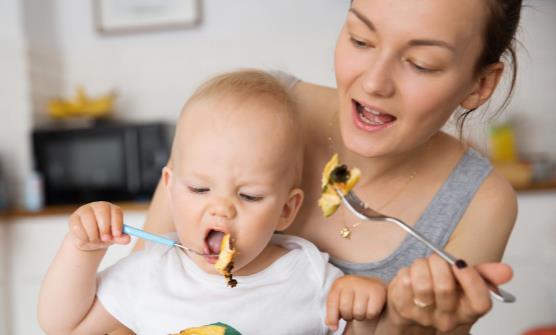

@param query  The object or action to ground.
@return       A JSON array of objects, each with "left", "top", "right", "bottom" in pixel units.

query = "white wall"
[
  {"left": 53, "top": 0, "right": 349, "bottom": 123},
  {"left": 474, "top": 191, "right": 556, "bottom": 334},
  {"left": 0, "top": 1, "right": 30, "bottom": 331},
  {"left": 0, "top": 0, "right": 32, "bottom": 209}
]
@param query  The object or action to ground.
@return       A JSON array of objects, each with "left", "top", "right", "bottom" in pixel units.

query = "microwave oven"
[{"left": 32, "top": 122, "right": 172, "bottom": 205}]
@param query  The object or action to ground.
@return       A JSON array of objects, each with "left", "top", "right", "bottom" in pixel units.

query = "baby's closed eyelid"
[
  {"left": 239, "top": 192, "right": 264, "bottom": 202},
  {"left": 187, "top": 185, "right": 210, "bottom": 193}
]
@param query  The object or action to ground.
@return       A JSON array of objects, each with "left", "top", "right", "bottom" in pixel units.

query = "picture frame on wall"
[{"left": 94, "top": 0, "right": 201, "bottom": 35}]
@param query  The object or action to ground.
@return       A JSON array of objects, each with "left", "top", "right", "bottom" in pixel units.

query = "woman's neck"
[{"left": 338, "top": 133, "right": 441, "bottom": 188}]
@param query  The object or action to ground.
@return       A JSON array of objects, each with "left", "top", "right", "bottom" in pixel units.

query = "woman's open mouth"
[{"left": 353, "top": 100, "right": 396, "bottom": 131}]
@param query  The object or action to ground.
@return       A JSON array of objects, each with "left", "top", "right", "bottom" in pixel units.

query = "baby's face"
[{"left": 165, "top": 97, "right": 299, "bottom": 275}]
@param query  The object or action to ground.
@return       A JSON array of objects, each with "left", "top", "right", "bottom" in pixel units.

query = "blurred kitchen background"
[{"left": 1, "top": 0, "right": 555, "bottom": 334}]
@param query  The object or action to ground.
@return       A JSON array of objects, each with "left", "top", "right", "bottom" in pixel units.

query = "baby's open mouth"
[{"left": 205, "top": 229, "right": 225, "bottom": 255}]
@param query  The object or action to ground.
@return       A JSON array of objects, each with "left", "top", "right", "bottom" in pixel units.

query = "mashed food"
[
  {"left": 318, "top": 154, "right": 360, "bottom": 217},
  {"left": 214, "top": 233, "right": 237, "bottom": 288}
]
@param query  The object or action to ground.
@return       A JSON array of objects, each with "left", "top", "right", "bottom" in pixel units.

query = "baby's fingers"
[
  {"left": 69, "top": 214, "right": 89, "bottom": 244},
  {"left": 79, "top": 205, "right": 103, "bottom": 243},
  {"left": 110, "top": 204, "right": 125, "bottom": 238},
  {"left": 90, "top": 202, "right": 113, "bottom": 242},
  {"left": 326, "top": 284, "right": 341, "bottom": 331}
]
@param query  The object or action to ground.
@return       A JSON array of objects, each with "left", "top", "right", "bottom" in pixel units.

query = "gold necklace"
[
  {"left": 327, "top": 111, "right": 418, "bottom": 239},
  {"left": 338, "top": 170, "right": 416, "bottom": 239}
]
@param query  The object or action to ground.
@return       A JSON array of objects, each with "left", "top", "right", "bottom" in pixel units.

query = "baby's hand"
[
  {"left": 68, "top": 201, "right": 130, "bottom": 251},
  {"left": 326, "top": 275, "right": 386, "bottom": 332}
]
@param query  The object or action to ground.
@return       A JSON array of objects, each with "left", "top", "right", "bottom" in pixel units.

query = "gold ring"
[{"left": 413, "top": 298, "right": 433, "bottom": 308}]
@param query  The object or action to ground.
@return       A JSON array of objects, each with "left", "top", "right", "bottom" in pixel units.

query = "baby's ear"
[
  {"left": 162, "top": 166, "right": 173, "bottom": 188},
  {"left": 276, "top": 188, "right": 304, "bottom": 231}
]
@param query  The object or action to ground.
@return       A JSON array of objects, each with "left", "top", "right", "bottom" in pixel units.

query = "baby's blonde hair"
[{"left": 177, "top": 69, "right": 303, "bottom": 186}]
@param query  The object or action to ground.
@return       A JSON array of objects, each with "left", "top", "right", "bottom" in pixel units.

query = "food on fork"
[
  {"left": 214, "top": 233, "right": 238, "bottom": 288},
  {"left": 318, "top": 154, "right": 361, "bottom": 217}
]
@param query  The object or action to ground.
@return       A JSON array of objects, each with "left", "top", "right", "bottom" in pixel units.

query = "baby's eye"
[
  {"left": 188, "top": 186, "right": 209, "bottom": 194},
  {"left": 239, "top": 193, "right": 264, "bottom": 202}
]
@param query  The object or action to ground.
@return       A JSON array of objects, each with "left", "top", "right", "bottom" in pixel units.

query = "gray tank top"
[
  {"left": 269, "top": 71, "right": 493, "bottom": 282},
  {"left": 329, "top": 148, "right": 493, "bottom": 282}
]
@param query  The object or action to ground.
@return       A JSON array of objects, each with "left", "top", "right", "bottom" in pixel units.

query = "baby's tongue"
[{"left": 206, "top": 230, "right": 224, "bottom": 254}]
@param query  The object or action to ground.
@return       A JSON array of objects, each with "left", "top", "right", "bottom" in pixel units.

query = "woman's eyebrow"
[
  {"left": 349, "top": 8, "right": 375, "bottom": 31},
  {"left": 349, "top": 8, "right": 454, "bottom": 52},
  {"left": 408, "top": 39, "right": 455, "bottom": 52}
]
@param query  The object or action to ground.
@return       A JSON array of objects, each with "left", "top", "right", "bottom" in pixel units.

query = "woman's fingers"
[
  {"left": 452, "top": 262, "right": 492, "bottom": 316},
  {"left": 475, "top": 262, "right": 513, "bottom": 285},
  {"left": 388, "top": 267, "right": 415, "bottom": 323},
  {"left": 428, "top": 254, "right": 458, "bottom": 314},
  {"left": 410, "top": 258, "right": 435, "bottom": 307}
]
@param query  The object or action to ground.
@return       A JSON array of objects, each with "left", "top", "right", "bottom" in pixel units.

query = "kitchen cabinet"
[{"left": 0, "top": 206, "right": 146, "bottom": 334}]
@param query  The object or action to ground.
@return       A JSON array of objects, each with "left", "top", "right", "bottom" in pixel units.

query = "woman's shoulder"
[
  {"left": 292, "top": 81, "right": 338, "bottom": 142},
  {"left": 446, "top": 152, "right": 517, "bottom": 263}
]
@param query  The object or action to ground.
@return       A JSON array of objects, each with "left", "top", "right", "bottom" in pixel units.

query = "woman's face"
[{"left": 334, "top": 0, "right": 488, "bottom": 157}]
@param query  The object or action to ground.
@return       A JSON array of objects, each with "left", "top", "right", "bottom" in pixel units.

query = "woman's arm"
[{"left": 134, "top": 171, "right": 175, "bottom": 252}]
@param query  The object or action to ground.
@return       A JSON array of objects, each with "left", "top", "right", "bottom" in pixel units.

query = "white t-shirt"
[{"left": 97, "top": 234, "right": 346, "bottom": 335}]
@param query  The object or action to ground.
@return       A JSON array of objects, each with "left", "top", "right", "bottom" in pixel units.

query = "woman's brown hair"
[{"left": 456, "top": 0, "right": 524, "bottom": 135}]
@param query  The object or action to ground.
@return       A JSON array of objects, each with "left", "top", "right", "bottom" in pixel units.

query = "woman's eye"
[
  {"left": 408, "top": 60, "right": 437, "bottom": 73},
  {"left": 188, "top": 186, "right": 209, "bottom": 194},
  {"left": 239, "top": 193, "right": 263, "bottom": 202},
  {"left": 349, "top": 37, "right": 371, "bottom": 49}
]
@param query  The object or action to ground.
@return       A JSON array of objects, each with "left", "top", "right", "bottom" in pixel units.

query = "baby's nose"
[{"left": 209, "top": 198, "right": 236, "bottom": 219}]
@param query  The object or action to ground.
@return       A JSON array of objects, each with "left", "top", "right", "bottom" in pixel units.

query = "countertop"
[
  {"left": 0, "top": 201, "right": 150, "bottom": 220},
  {"left": 1, "top": 179, "right": 555, "bottom": 220}
]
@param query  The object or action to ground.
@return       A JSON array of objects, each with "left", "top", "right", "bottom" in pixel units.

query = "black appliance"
[{"left": 32, "top": 122, "right": 171, "bottom": 205}]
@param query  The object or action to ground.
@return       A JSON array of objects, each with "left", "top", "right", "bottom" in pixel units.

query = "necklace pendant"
[{"left": 340, "top": 227, "right": 352, "bottom": 239}]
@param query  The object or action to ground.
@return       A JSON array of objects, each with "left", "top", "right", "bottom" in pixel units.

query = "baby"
[{"left": 38, "top": 70, "right": 384, "bottom": 335}]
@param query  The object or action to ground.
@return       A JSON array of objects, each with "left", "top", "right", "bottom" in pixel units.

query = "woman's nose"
[
  {"left": 209, "top": 198, "right": 236, "bottom": 219},
  {"left": 360, "top": 56, "right": 396, "bottom": 98}
]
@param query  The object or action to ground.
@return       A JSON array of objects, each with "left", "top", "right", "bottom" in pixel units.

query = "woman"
[{"left": 126, "top": 0, "right": 522, "bottom": 333}]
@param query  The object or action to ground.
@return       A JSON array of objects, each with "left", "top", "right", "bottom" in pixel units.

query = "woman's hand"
[
  {"left": 326, "top": 275, "right": 386, "bottom": 332},
  {"left": 69, "top": 201, "right": 130, "bottom": 251},
  {"left": 383, "top": 254, "right": 513, "bottom": 333}
]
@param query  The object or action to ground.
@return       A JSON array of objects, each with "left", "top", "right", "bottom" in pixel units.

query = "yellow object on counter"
[
  {"left": 48, "top": 86, "right": 116, "bottom": 119},
  {"left": 490, "top": 123, "right": 517, "bottom": 162}
]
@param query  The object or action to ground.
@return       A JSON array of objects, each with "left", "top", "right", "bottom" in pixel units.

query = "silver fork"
[{"left": 336, "top": 189, "right": 516, "bottom": 303}]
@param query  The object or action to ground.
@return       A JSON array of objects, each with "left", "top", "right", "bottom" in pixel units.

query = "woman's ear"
[
  {"left": 276, "top": 188, "right": 305, "bottom": 231},
  {"left": 461, "top": 62, "right": 504, "bottom": 110}
]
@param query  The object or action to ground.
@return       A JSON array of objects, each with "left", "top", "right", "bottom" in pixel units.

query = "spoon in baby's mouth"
[{"left": 122, "top": 224, "right": 218, "bottom": 256}]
